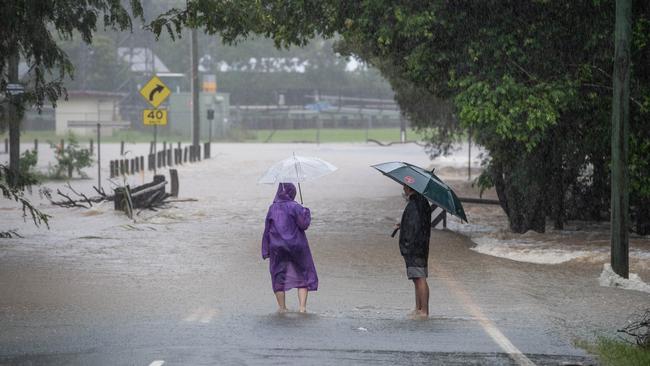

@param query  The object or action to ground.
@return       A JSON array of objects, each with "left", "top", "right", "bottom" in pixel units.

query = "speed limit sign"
[{"left": 143, "top": 109, "right": 168, "bottom": 126}]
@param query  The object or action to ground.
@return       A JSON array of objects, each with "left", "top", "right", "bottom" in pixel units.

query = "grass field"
[
  {"left": 2, "top": 128, "right": 426, "bottom": 145},
  {"left": 245, "top": 128, "right": 425, "bottom": 143}
]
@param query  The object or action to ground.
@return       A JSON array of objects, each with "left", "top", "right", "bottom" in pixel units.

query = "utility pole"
[
  {"left": 610, "top": 0, "right": 632, "bottom": 278},
  {"left": 7, "top": 52, "right": 21, "bottom": 187},
  {"left": 190, "top": 28, "right": 200, "bottom": 149}
]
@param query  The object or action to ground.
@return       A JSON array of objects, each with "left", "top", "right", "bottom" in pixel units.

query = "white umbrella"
[{"left": 258, "top": 154, "right": 338, "bottom": 203}]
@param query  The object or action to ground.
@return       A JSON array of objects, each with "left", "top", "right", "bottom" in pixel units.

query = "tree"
[
  {"left": 0, "top": 0, "right": 143, "bottom": 232},
  {"left": 0, "top": 0, "right": 143, "bottom": 186},
  {"left": 150, "top": 0, "right": 650, "bottom": 236},
  {"left": 58, "top": 34, "right": 130, "bottom": 92}
]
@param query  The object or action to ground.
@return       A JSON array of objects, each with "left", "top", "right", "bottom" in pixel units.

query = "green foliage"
[
  {"left": 49, "top": 133, "right": 93, "bottom": 179},
  {"left": 58, "top": 34, "right": 131, "bottom": 92},
  {"left": 578, "top": 337, "right": 650, "bottom": 366},
  {"left": 144, "top": 1, "right": 650, "bottom": 232},
  {"left": 19, "top": 149, "right": 37, "bottom": 176},
  {"left": 0, "top": 0, "right": 143, "bottom": 108},
  {"left": 0, "top": 164, "right": 50, "bottom": 233}
]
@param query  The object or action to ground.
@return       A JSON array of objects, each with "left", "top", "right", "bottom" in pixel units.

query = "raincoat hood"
[{"left": 274, "top": 183, "right": 297, "bottom": 202}]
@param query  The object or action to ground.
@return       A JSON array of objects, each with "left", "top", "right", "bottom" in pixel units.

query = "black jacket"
[{"left": 399, "top": 193, "right": 432, "bottom": 257}]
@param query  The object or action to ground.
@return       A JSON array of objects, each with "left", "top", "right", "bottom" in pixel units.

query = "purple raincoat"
[{"left": 262, "top": 183, "right": 318, "bottom": 292}]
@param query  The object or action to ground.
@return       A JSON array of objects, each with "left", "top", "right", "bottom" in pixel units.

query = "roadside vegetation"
[{"left": 579, "top": 337, "right": 650, "bottom": 366}]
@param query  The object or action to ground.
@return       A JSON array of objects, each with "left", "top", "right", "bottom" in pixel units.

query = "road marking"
[
  {"left": 434, "top": 264, "right": 536, "bottom": 366},
  {"left": 200, "top": 308, "right": 218, "bottom": 323},
  {"left": 148, "top": 361, "right": 165, "bottom": 366}
]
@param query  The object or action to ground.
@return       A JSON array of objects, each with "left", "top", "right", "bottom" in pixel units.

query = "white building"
[{"left": 55, "top": 91, "right": 129, "bottom": 136}]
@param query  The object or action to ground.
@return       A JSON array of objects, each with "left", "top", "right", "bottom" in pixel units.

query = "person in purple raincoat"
[{"left": 262, "top": 183, "right": 318, "bottom": 313}]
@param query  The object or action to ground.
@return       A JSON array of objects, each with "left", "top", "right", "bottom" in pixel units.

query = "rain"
[{"left": 1, "top": 1, "right": 649, "bottom": 365}]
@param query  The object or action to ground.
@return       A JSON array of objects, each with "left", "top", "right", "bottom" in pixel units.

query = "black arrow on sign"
[{"left": 149, "top": 84, "right": 165, "bottom": 101}]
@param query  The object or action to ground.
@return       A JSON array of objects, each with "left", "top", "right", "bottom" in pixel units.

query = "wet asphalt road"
[{"left": 1, "top": 143, "right": 648, "bottom": 365}]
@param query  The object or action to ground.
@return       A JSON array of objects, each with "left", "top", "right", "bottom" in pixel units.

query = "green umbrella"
[{"left": 372, "top": 161, "right": 468, "bottom": 222}]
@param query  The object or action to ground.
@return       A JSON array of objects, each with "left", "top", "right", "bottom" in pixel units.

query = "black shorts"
[{"left": 403, "top": 255, "right": 428, "bottom": 279}]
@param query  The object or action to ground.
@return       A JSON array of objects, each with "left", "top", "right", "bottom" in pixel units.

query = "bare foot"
[
  {"left": 277, "top": 307, "right": 288, "bottom": 314},
  {"left": 298, "top": 307, "right": 307, "bottom": 313},
  {"left": 413, "top": 311, "right": 429, "bottom": 319}
]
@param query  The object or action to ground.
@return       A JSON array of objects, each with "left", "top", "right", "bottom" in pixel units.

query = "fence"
[{"left": 109, "top": 141, "right": 211, "bottom": 179}]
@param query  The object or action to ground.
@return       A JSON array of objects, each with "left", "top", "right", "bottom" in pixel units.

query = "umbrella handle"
[
  {"left": 298, "top": 182, "right": 303, "bottom": 204},
  {"left": 391, "top": 227, "right": 399, "bottom": 238}
]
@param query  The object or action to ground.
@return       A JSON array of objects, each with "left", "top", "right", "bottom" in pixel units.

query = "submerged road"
[{"left": 1, "top": 143, "right": 648, "bottom": 365}]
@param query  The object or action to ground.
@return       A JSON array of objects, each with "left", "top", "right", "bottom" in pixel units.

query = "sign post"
[
  {"left": 140, "top": 76, "right": 171, "bottom": 175},
  {"left": 207, "top": 109, "right": 214, "bottom": 142}
]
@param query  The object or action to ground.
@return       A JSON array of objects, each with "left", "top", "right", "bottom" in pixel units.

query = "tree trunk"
[
  {"left": 490, "top": 160, "right": 546, "bottom": 234},
  {"left": 591, "top": 156, "right": 609, "bottom": 221},
  {"left": 7, "top": 52, "right": 21, "bottom": 187},
  {"left": 549, "top": 138, "right": 565, "bottom": 230},
  {"left": 636, "top": 199, "right": 650, "bottom": 236}
]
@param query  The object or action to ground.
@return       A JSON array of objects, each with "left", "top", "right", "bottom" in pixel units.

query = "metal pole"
[
  {"left": 611, "top": 0, "right": 632, "bottom": 278},
  {"left": 97, "top": 123, "right": 101, "bottom": 190},
  {"left": 209, "top": 116, "right": 213, "bottom": 142},
  {"left": 153, "top": 125, "right": 157, "bottom": 175},
  {"left": 191, "top": 28, "right": 200, "bottom": 149}
]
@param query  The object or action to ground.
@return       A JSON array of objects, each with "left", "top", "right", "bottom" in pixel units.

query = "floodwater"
[{"left": 0, "top": 142, "right": 649, "bottom": 365}]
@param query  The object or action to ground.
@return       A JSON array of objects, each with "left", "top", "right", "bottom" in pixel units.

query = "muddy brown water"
[{"left": 0, "top": 143, "right": 648, "bottom": 365}]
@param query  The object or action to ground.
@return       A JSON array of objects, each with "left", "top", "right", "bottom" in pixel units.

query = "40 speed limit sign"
[{"left": 143, "top": 109, "right": 168, "bottom": 126}]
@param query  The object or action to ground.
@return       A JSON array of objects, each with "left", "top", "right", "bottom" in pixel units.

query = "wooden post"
[
  {"left": 443, "top": 211, "right": 447, "bottom": 229},
  {"left": 611, "top": 0, "right": 632, "bottom": 278},
  {"left": 120, "top": 141, "right": 125, "bottom": 155},
  {"left": 34, "top": 139, "right": 38, "bottom": 153},
  {"left": 109, "top": 161, "right": 114, "bottom": 178},
  {"left": 170, "top": 169, "right": 179, "bottom": 197},
  {"left": 89, "top": 139, "right": 93, "bottom": 155},
  {"left": 131, "top": 159, "right": 135, "bottom": 174},
  {"left": 167, "top": 148, "right": 172, "bottom": 166},
  {"left": 114, "top": 187, "right": 125, "bottom": 210},
  {"left": 153, "top": 174, "right": 165, "bottom": 184},
  {"left": 3, "top": 138, "right": 7, "bottom": 154},
  {"left": 184, "top": 147, "right": 188, "bottom": 163}
]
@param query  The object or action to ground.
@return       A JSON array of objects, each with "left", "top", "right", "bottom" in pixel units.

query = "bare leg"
[
  {"left": 298, "top": 288, "right": 308, "bottom": 313},
  {"left": 414, "top": 278, "right": 429, "bottom": 317},
  {"left": 275, "top": 291, "right": 287, "bottom": 312},
  {"left": 408, "top": 278, "right": 421, "bottom": 317},
  {"left": 410, "top": 279, "right": 421, "bottom": 315}
]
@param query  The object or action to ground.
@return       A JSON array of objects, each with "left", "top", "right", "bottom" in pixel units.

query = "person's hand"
[{"left": 394, "top": 223, "right": 400, "bottom": 229}]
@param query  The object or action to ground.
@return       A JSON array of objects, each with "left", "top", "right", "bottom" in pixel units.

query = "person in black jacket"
[{"left": 395, "top": 184, "right": 432, "bottom": 318}]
